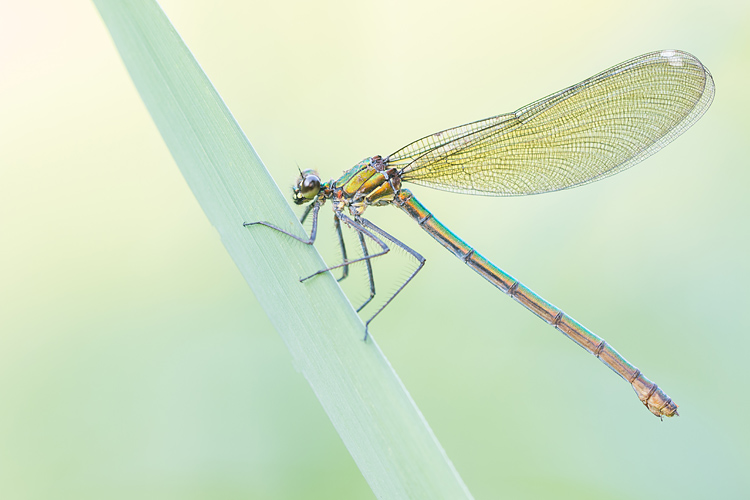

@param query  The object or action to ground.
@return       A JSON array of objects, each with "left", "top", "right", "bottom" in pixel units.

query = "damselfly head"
[{"left": 293, "top": 169, "right": 321, "bottom": 205}]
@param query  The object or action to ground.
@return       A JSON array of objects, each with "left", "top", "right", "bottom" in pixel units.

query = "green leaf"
[{"left": 92, "top": 1, "right": 474, "bottom": 498}]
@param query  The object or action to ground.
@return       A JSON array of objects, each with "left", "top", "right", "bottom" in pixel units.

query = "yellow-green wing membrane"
[{"left": 387, "top": 50, "right": 715, "bottom": 196}]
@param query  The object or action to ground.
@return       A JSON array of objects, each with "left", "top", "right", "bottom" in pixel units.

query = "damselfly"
[{"left": 246, "top": 50, "right": 714, "bottom": 418}]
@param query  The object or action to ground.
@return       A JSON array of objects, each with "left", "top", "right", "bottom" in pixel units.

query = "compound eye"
[{"left": 300, "top": 174, "right": 321, "bottom": 197}]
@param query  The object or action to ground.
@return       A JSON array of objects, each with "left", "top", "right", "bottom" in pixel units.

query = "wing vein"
[{"left": 388, "top": 50, "right": 714, "bottom": 197}]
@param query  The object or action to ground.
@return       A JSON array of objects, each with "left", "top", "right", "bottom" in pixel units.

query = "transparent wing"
[{"left": 387, "top": 50, "right": 714, "bottom": 196}]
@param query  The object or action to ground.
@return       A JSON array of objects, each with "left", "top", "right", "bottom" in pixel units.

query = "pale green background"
[{"left": 2, "top": 1, "right": 748, "bottom": 499}]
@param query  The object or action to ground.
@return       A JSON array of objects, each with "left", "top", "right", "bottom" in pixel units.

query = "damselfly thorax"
[{"left": 322, "top": 156, "right": 402, "bottom": 217}]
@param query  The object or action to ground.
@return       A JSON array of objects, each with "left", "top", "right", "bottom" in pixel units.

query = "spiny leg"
[
  {"left": 355, "top": 231, "right": 376, "bottom": 312},
  {"left": 298, "top": 202, "right": 315, "bottom": 225},
  {"left": 243, "top": 200, "right": 320, "bottom": 245},
  {"left": 334, "top": 214, "right": 376, "bottom": 311},
  {"left": 333, "top": 216, "right": 350, "bottom": 282},
  {"left": 246, "top": 203, "right": 377, "bottom": 308},
  {"left": 300, "top": 211, "right": 390, "bottom": 283},
  {"left": 355, "top": 216, "right": 425, "bottom": 341}
]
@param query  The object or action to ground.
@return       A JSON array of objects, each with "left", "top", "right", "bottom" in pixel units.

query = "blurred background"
[{"left": 1, "top": 0, "right": 748, "bottom": 498}]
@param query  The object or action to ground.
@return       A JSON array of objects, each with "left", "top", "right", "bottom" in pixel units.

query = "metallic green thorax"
[{"left": 330, "top": 156, "right": 401, "bottom": 217}]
